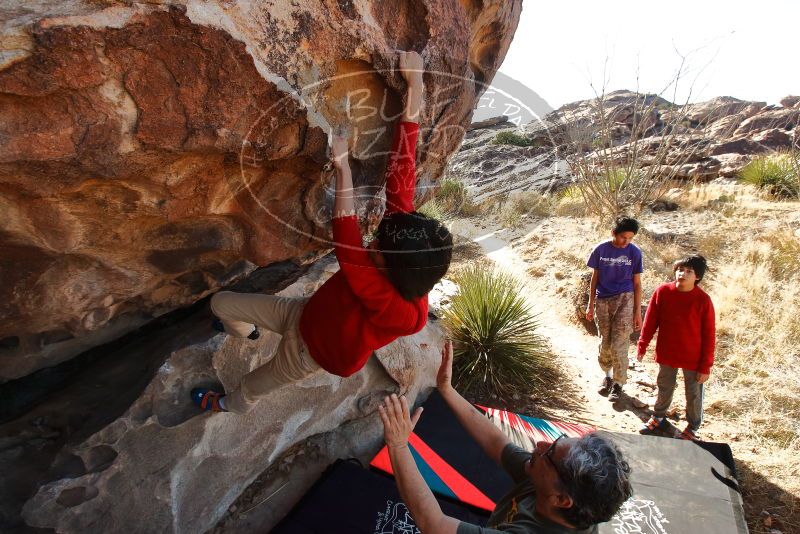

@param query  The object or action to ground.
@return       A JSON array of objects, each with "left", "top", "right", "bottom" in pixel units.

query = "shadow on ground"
[{"left": 737, "top": 460, "right": 799, "bottom": 534}]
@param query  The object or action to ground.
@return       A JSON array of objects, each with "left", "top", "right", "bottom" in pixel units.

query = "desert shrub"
[
  {"left": 565, "top": 89, "right": 707, "bottom": 220},
  {"left": 492, "top": 130, "right": 536, "bottom": 147},
  {"left": 738, "top": 153, "right": 799, "bottom": 198},
  {"left": 553, "top": 185, "right": 587, "bottom": 216},
  {"left": 497, "top": 191, "right": 553, "bottom": 228},
  {"left": 417, "top": 199, "right": 446, "bottom": 221},
  {"left": 498, "top": 208, "right": 522, "bottom": 229},
  {"left": 443, "top": 266, "right": 553, "bottom": 396},
  {"left": 476, "top": 194, "right": 503, "bottom": 214},
  {"left": 569, "top": 163, "right": 676, "bottom": 222},
  {"left": 556, "top": 184, "right": 582, "bottom": 200},
  {"left": 509, "top": 191, "right": 553, "bottom": 218},
  {"left": 435, "top": 178, "right": 480, "bottom": 216}
]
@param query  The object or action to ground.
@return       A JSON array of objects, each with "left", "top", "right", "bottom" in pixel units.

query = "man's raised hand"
[
  {"left": 437, "top": 340, "right": 454, "bottom": 392},
  {"left": 378, "top": 394, "right": 423, "bottom": 450}
]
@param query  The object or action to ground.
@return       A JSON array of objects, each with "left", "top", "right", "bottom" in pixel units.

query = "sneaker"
[
  {"left": 678, "top": 425, "right": 699, "bottom": 441},
  {"left": 598, "top": 377, "right": 613, "bottom": 396},
  {"left": 191, "top": 388, "right": 228, "bottom": 412},
  {"left": 211, "top": 319, "right": 260, "bottom": 340},
  {"left": 639, "top": 415, "right": 668, "bottom": 435},
  {"left": 608, "top": 383, "right": 623, "bottom": 402}
]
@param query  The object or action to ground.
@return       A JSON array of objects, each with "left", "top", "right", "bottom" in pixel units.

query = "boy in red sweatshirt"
[
  {"left": 637, "top": 254, "right": 715, "bottom": 440},
  {"left": 191, "top": 51, "right": 453, "bottom": 413}
]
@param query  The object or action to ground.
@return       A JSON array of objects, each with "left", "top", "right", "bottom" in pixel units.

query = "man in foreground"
[{"left": 378, "top": 342, "right": 632, "bottom": 533}]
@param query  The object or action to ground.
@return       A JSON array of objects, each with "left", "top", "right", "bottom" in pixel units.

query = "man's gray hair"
[{"left": 558, "top": 433, "right": 632, "bottom": 529}]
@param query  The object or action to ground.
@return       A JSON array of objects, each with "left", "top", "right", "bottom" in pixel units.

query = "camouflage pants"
[{"left": 595, "top": 291, "right": 634, "bottom": 385}]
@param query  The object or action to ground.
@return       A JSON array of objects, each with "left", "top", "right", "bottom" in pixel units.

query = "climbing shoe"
[
  {"left": 677, "top": 425, "right": 699, "bottom": 441},
  {"left": 191, "top": 388, "right": 228, "bottom": 412},
  {"left": 639, "top": 415, "right": 668, "bottom": 435},
  {"left": 212, "top": 319, "right": 260, "bottom": 340}
]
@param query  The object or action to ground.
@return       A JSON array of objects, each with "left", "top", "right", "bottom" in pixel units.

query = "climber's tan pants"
[{"left": 210, "top": 291, "right": 320, "bottom": 414}]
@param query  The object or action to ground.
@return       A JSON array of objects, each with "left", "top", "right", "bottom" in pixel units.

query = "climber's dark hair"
[{"left": 374, "top": 211, "right": 453, "bottom": 301}]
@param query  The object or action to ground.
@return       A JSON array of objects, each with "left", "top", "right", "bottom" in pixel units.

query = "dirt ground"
[{"left": 444, "top": 184, "right": 800, "bottom": 534}]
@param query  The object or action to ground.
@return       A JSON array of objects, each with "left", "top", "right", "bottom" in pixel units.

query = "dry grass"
[
  {"left": 668, "top": 182, "right": 768, "bottom": 213},
  {"left": 633, "top": 230, "right": 685, "bottom": 295},
  {"left": 704, "top": 227, "right": 800, "bottom": 532},
  {"left": 553, "top": 185, "right": 589, "bottom": 217},
  {"left": 417, "top": 198, "right": 446, "bottom": 221},
  {"left": 480, "top": 191, "right": 556, "bottom": 228},
  {"left": 508, "top": 191, "right": 554, "bottom": 218}
]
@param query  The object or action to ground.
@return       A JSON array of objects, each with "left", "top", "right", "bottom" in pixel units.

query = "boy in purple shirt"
[{"left": 585, "top": 216, "right": 643, "bottom": 402}]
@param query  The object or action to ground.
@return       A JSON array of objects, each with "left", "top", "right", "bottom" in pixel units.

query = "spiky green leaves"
[{"left": 443, "top": 266, "right": 553, "bottom": 396}]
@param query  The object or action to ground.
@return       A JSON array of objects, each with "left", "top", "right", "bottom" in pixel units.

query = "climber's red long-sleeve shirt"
[
  {"left": 637, "top": 282, "right": 716, "bottom": 374},
  {"left": 299, "top": 122, "right": 428, "bottom": 377}
]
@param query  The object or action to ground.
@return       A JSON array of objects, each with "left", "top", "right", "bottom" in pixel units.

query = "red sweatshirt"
[
  {"left": 637, "top": 282, "right": 716, "bottom": 374},
  {"left": 299, "top": 121, "right": 428, "bottom": 377}
]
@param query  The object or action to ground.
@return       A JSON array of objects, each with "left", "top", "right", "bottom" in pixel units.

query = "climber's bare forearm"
[
  {"left": 402, "top": 79, "right": 423, "bottom": 123},
  {"left": 333, "top": 162, "right": 355, "bottom": 218}
]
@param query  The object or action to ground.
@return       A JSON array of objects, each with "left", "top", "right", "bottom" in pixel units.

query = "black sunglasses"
[{"left": 537, "top": 433, "right": 568, "bottom": 482}]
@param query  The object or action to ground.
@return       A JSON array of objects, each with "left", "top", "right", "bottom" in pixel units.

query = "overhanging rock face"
[
  {"left": 21, "top": 257, "right": 447, "bottom": 532},
  {"left": 0, "top": 0, "right": 522, "bottom": 380}
]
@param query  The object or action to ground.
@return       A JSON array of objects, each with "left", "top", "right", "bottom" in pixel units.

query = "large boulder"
[
  {"left": 681, "top": 96, "right": 764, "bottom": 126},
  {"left": 6, "top": 257, "right": 446, "bottom": 532},
  {"left": 780, "top": 95, "right": 800, "bottom": 109},
  {"left": 733, "top": 107, "right": 800, "bottom": 137},
  {"left": 0, "top": 1, "right": 522, "bottom": 381}
]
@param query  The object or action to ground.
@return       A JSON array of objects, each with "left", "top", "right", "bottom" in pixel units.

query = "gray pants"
[
  {"left": 595, "top": 292, "right": 634, "bottom": 385},
  {"left": 210, "top": 292, "right": 321, "bottom": 414},
  {"left": 654, "top": 364, "right": 704, "bottom": 430}
]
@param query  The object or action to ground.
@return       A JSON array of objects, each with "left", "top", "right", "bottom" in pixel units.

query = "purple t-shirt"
[{"left": 587, "top": 241, "right": 643, "bottom": 298}]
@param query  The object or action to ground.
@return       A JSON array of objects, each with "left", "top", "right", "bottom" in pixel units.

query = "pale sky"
[{"left": 499, "top": 0, "right": 800, "bottom": 110}]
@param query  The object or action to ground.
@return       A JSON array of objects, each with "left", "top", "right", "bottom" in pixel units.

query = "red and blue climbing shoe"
[
  {"left": 678, "top": 425, "right": 698, "bottom": 441},
  {"left": 191, "top": 388, "right": 228, "bottom": 412},
  {"left": 639, "top": 415, "right": 667, "bottom": 435}
]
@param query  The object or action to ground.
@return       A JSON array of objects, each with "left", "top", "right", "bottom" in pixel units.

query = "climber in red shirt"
[{"left": 192, "top": 51, "right": 453, "bottom": 413}]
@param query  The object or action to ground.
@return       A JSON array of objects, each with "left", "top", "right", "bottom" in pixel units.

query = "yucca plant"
[
  {"left": 739, "top": 153, "right": 799, "bottom": 199},
  {"left": 443, "top": 265, "right": 553, "bottom": 396}
]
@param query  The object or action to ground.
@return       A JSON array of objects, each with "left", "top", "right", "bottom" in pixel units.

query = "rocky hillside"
[
  {"left": 0, "top": 1, "right": 520, "bottom": 532},
  {"left": 450, "top": 90, "right": 800, "bottom": 198}
]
